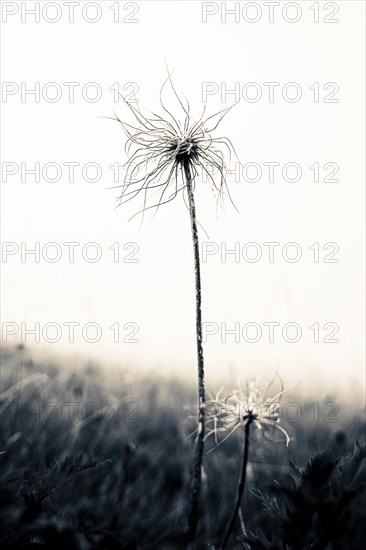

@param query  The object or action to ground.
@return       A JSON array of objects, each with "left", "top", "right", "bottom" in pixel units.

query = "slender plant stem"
[
  {"left": 183, "top": 158, "right": 206, "bottom": 543},
  {"left": 221, "top": 417, "right": 253, "bottom": 549}
]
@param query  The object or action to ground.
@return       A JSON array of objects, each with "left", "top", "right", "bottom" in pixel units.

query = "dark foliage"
[
  {"left": 247, "top": 443, "right": 366, "bottom": 550},
  {"left": 0, "top": 347, "right": 365, "bottom": 549}
]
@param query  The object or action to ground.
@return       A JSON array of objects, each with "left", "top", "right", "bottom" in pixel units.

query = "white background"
[{"left": 1, "top": 1, "right": 365, "bottom": 398}]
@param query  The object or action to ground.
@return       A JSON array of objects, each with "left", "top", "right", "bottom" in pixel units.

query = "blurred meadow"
[{"left": 0, "top": 344, "right": 365, "bottom": 549}]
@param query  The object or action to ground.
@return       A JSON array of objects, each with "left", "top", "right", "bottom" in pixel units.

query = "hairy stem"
[
  {"left": 184, "top": 158, "right": 206, "bottom": 543},
  {"left": 222, "top": 417, "right": 253, "bottom": 549}
]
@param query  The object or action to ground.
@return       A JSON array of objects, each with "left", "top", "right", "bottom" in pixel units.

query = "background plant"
[{"left": 198, "top": 374, "right": 291, "bottom": 548}]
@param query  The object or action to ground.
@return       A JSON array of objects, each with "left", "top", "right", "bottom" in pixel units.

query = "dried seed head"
[
  {"left": 107, "top": 72, "right": 238, "bottom": 221},
  {"left": 201, "top": 371, "right": 294, "bottom": 452}
]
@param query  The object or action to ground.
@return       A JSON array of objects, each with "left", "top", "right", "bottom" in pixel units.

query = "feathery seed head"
[
  {"left": 108, "top": 72, "right": 238, "bottom": 220},
  {"left": 201, "top": 372, "right": 293, "bottom": 452}
]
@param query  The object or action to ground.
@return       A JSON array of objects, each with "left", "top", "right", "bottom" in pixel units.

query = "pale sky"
[{"left": 1, "top": 1, "right": 365, "bottom": 397}]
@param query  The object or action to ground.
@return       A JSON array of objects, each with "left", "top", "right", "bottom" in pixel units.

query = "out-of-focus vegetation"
[{"left": 0, "top": 346, "right": 365, "bottom": 549}]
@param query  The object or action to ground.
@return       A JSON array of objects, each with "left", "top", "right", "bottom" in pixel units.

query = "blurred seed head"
[{"left": 203, "top": 371, "right": 293, "bottom": 452}]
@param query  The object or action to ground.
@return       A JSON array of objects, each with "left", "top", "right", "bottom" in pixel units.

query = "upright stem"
[
  {"left": 221, "top": 417, "right": 253, "bottom": 549},
  {"left": 183, "top": 158, "right": 206, "bottom": 543}
]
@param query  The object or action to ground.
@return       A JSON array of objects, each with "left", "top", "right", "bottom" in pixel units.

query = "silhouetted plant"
[{"left": 107, "top": 70, "right": 237, "bottom": 541}]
